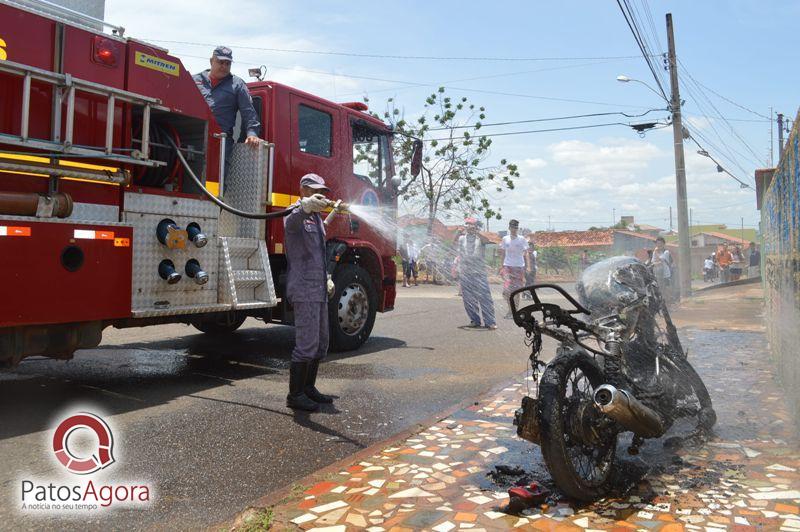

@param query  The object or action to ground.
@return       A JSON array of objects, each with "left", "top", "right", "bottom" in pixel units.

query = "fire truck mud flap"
[{"left": 0, "top": 321, "right": 103, "bottom": 368}]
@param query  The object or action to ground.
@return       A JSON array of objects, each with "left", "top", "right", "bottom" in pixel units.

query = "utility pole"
[
  {"left": 689, "top": 208, "right": 692, "bottom": 233},
  {"left": 741, "top": 217, "right": 744, "bottom": 244},
  {"left": 669, "top": 206, "right": 673, "bottom": 232},
  {"left": 612, "top": 208, "right": 616, "bottom": 227},
  {"left": 666, "top": 13, "right": 692, "bottom": 299},
  {"left": 769, "top": 106, "right": 774, "bottom": 167},
  {"left": 778, "top": 113, "right": 785, "bottom": 159}
]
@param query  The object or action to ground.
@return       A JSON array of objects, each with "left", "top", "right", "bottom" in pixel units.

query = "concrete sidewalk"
[{"left": 233, "top": 285, "right": 800, "bottom": 531}]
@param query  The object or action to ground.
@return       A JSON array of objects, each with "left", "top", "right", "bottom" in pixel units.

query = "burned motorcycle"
[{"left": 511, "top": 257, "right": 716, "bottom": 501}]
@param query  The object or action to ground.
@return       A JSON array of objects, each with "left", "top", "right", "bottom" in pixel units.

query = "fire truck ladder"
[{"left": 0, "top": 58, "right": 169, "bottom": 185}]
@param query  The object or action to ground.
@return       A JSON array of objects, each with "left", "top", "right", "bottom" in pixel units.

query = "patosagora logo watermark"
[{"left": 19, "top": 410, "right": 153, "bottom": 513}]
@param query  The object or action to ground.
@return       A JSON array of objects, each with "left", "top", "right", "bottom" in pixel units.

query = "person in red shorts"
[{"left": 499, "top": 219, "right": 529, "bottom": 319}]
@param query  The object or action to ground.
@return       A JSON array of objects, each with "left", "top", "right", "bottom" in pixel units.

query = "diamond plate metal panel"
[
  {"left": 218, "top": 143, "right": 270, "bottom": 239},
  {"left": 217, "top": 237, "right": 277, "bottom": 309},
  {"left": 124, "top": 191, "right": 219, "bottom": 218},
  {"left": 124, "top": 193, "right": 221, "bottom": 316},
  {"left": 67, "top": 202, "right": 119, "bottom": 223}
]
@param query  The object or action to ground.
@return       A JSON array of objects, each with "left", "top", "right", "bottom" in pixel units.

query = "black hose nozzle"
[
  {"left": 186, "top": 222, "right": 208, "bottom": 248},
  {"left": 158, "top": 259, "right": 181, "bottom": 284},
  {"left": 185, "top": 258, "right": 209, "bottom": 285}
]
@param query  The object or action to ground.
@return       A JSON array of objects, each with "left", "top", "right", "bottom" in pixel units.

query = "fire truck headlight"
[
  {"left": 158, "top": 259, "right": 182, "bottom": 284},
  {"left": 185, "top": 259, "right": 209, "bottom": 285},
  {"left": 186, "top": 222, "right": 208, "bottom": 248}
]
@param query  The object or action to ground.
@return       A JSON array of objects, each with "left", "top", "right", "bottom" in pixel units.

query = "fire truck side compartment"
[{"left": 0, "top": 218, "right": 133, "bottom": 327}]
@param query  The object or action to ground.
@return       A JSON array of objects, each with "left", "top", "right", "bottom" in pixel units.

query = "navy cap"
[
  {"left": 299, "top": 173, "right": 329, "bottom": 190},
  {"left": 213, "top": 46, "right": 233, "bottom": 62}
]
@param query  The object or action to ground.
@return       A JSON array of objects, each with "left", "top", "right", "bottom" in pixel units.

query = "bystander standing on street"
[
  {"left": 580, "top": 249, "right": 590, "bottom": 271},
  {"left": 522, "top": 236, "right": 538, "bottom": 299},
  {"left": 499, "top": 219, "right": 529, "bottom": 318},
  {"left": 730, "top": 244, "right": 744, "bottom": 281},
  {"left": 717, "top": 244, "right": 733, "bottom": 283},
  {"left": 703, "top": 255, "right": 716, "bottom": 282},
  {"left": 648, "top": 237, "right": 673, "bottom": 300},
  {"left": 398, "top": 233, "right": 418, "bottom": 287},
  {"left": 458, "top": 218, "right": 496, "bottom": 329},
  {"left": 748, "top": 242, "right": 761, "bottom": 278}
]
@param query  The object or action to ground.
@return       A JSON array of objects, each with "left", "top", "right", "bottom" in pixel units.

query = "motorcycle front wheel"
[{"left": 538, "top": 348, "right": 618, "bottom": 501}]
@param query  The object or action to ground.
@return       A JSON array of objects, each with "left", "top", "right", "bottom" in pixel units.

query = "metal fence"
[{"left": 762, "top": 111, "right": 800, "bottom": 422}]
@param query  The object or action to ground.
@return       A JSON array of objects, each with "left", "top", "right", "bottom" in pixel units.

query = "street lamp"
[{"left": 616, "top": 75, "right": 669, "bottom": 103}]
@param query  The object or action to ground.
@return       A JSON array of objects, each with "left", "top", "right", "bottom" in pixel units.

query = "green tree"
[
  {"left": 539, "top": 246, "right": 572, "bottom": 275},
  {"left": 368, "top": 89, "right": 519, "bottom": 235}
]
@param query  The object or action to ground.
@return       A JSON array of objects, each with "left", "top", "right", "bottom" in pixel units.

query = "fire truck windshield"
[{"left": 352, "top": 123, "right": 391, "bottom": 189}]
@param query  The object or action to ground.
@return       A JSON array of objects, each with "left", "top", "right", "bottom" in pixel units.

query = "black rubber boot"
[
  {"left": 304, "top": 359, "right": 334, "bottom": 404},
  {"left": 286, "top": 362, "right": 319, "bottom": 412}
]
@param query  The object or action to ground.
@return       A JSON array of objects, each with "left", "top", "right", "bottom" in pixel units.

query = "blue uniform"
[
  {"left": 193, "top": 70, "right": 260, "bottom": 165},
  {"left": 458, "top": 234, "right": 496, "bottom": 327},
  {"left": 284, "top": 202, "right": 329, "bottom": 362}
]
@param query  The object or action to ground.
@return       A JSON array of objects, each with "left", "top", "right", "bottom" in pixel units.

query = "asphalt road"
[{"left": 0, "top": 283, "right": 569, "bottom": 530}]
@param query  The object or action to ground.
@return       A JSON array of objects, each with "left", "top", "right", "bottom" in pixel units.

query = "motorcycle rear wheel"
[{"left": 539, "top": 348, "right": 618, "bottom": 501}]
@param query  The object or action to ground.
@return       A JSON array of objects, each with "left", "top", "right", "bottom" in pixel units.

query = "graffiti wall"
[{"left": 762, "top": 110, "right": 800, "bottom": 421}]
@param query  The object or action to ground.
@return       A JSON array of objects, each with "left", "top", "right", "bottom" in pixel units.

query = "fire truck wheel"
[
  {"left": 192, "top": 313, "right": 247, "bottom": 334},
  {"left": 329, "top": 264, "right": 377, "bottom": 352}
]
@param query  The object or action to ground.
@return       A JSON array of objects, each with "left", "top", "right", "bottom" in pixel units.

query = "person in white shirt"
[
  {"left": 647, "top": 236, "right": 673, "bottom": 300},
  {"left": 498, "top": 219, "right": 529, "bottom": 318},
  {"left": 703, "top": 256, "right": 715, "bottom": 282}
]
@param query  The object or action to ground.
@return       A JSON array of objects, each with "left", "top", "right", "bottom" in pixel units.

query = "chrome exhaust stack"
[{"left": 594, "top": 384, "right": 665, "bottom": 438}]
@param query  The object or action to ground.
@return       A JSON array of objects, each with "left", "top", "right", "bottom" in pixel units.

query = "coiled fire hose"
[{"left": 164, "top": 135, "right": 294, "bottom": 220}]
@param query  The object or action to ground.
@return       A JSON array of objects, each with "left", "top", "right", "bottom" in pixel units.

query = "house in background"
[
  {"left": 632, "top": 223, "right": 665, "bottom": 238},
  {"left": 691, "top": 231, "right": 750, "bottom": 248},
  {"left": 532, "top": 229, "right": 615, "bottom": 256}
]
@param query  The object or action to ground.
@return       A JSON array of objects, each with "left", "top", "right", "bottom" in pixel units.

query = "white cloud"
[
  {"left": 523, "top": 157, "right": 548, "bottom": 170},
  {"left": 548, "top": 138, "right": 663, "bottom": 182}
]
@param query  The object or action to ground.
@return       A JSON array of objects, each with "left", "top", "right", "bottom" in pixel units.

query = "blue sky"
[{"left": 106, "top": 0, "right": 799, "bottom": 232}]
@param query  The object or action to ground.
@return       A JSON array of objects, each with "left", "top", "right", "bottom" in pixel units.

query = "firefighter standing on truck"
[
  {"left": 193, "top": 46, "right": 260, "bottom": 175},
  {"left": 284, "top": 174, "right": 337, "bottom": 412}
]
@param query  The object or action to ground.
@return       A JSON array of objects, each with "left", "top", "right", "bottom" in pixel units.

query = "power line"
[
  {"left": 424, "top": 121, "right": 669, "bottom": 142},
  {"left": 679, "top": 60, "right": 765, "bottom": 167},
  {"left": 687, "top": 124, "right": 755, "bottom": 184},
  {"left": 615, "top": 0, "right": 669, "bottom": 101},
  {"left": 442, "top": 87, "right": 651, "bottom": 109},
  {"left": 677, "top": 70, "right": 761, "bottom": 179},
  {"left": 686, "top": 78, "right": 771, "bottom": 120},
  {"left": 339, "top": 58, "right": 630, "bottom": 98},
  {"left": 176, "top": 50, "right": 652, "bottom": 109},
  {"left": 426, "top": 108, "right": 665, "bottom": 131},
  {"left": 145, "top": 38, "right": 643, "bottom": 62},
  {"left": 686, "top": 132, "right": 755, "bottom": 190}
]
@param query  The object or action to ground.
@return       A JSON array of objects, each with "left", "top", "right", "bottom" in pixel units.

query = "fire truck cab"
[{"left": 0, "top": 0, "right": 404, "bottom": 368}]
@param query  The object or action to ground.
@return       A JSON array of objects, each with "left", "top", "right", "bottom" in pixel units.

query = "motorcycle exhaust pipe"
[{"left": 594, "top": 384, "right": 665, "bottom": 438}]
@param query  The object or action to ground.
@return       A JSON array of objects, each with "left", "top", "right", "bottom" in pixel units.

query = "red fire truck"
[{"left": 0, "top": 0, "right": 414, "bottom": 368}]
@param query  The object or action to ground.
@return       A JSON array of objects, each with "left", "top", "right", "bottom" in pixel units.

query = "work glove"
[
  {"left": 301, "top": 193, "right": 328, "bottom": 214},
  {"left": 327, "top": 274, "right": 335, "bottom": 299}
]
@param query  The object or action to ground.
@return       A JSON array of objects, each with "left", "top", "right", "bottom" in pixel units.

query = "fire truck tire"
[
  {"left": 192, "top": 313, "right": 247, "bottom": 334},
  {"left": 328, "top": 264, "right": 377, "bottom": 352}
]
